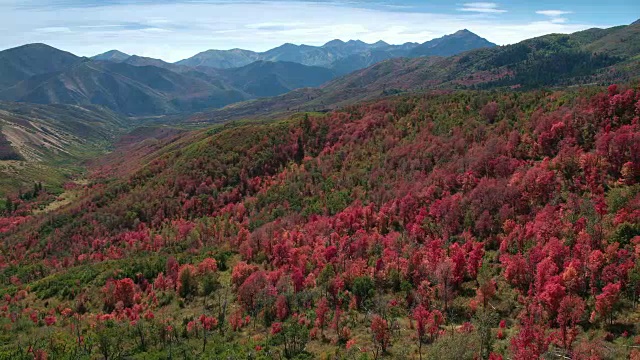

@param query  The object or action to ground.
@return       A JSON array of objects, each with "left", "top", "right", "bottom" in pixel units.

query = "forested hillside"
[
  {"left": 189, "top": 21, "right": 640, "bottom": 125},
  {"left": 0, "top": 84, "right": 639, "bottom": 359}
]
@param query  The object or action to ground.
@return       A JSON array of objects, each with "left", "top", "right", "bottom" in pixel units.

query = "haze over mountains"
[
  {"left": 94, "top": 29, "right": 496, "bottom": 73},
  {"left": 0, "top": 46, "right": 331, "bottom": 116}
]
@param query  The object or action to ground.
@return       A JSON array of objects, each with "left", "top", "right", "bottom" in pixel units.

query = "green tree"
[
  {"left": 295, "top": 136, "right": 304, "bottom": 164},
  {"left": 178, "top": 266, "right": 197, "bottom": 299},
  {"left": 271, "top": 320, "right": 310, "bottom": 359},
  {"left": 318, "top": 264, "right": 335, "bottom": 297},
  {"left": 4, "top": 196, "right": 12, "bottom": 213},
  {"left": 474, "top": 308, "right": 498, "bottom": 360},
  {"left": 352, "top": 276, "right": 375, "bottom": 310}
]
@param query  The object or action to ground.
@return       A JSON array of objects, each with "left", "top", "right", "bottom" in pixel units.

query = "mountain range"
[
  {"left": 2, "top": 13, "right": 640, "bottom": 360},
  {"left": 0, "top": 43, "right": 81, "bottom": 89},
  {"left": 1, "top": 19, "right": 635, "bottom": 201},
  {"left": 92, "top": 30, "right": 496, "bottom": 77},
  {"left": 0, "top": 30, "right": 496, "bottom": 116},
  {"left": 175, "top": 29, "right": 496, "bottom": 75},
  {"left": 0, "top": 46, "right": 336, "bottom": 116},
  {"left": 0, "top": 22, "right": 638, "bottom": 121},
  {"left": 188, "top": 20, "right": 640, "bottom": 124},
  {"left": 0, "top": 23, "right": 640, "bottom": 122}
]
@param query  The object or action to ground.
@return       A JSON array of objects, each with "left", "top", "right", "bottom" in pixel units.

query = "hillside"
[
  {"left": 0, "top": 84, "right": 639, "bottom": 359},
  {"left": 219, "top": 61, "right": 336, "bottom": 97},
  {"left": 0, "top": 60, "right": 248, "bottom": 116},
  {"left": 188, "top": 21, "right": 640, "bottom": 124},
  {"left": 91, "top": 50, "right": 131, "bottom": 62},
  {"left": 0, "top": 43, "right": 81, "bottom": 90},
  {"left": 0, "top": 46, "right": 346, "bottom": 116},
  {"left": 586, "top": 23, "right": 640, "bottom": 57},
  {"left": 176, "top": 48, "right": 261, "bottom": 69},
  {"left": 119, "top": 55, "right": 194, "bottom": 73},
  {"left": 0, "top": 102, "right": 127, "bottom": 196}
]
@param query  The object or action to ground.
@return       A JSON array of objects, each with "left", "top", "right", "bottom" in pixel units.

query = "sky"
[{"left": 0, "top": 0, "right": 637, "bottom": 62}]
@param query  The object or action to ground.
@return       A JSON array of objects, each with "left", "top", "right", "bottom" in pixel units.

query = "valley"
[
  {"left": 0, "top": 102, "right": 128, "bottom": 197},
  {"left": 0, "top": 14, "right": 639, "bottom": 360}
]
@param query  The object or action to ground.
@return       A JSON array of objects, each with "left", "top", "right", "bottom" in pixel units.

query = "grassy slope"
[{"left": 0, "top": 102, "right": 128, "bottom": 197}]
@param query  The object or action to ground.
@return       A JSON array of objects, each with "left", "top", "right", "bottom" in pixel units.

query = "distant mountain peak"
[
  {"left": 5, "top": 43, "right": 63, "bottom": 53},
  {"left": 323, "top": 39, "right": 346, "bottom": 47},
  {"left": 0, "top": 42, "right": 83, "bottom": 89},
  {"left": 453, "top": 29, "right": 478, "bottom": 37},
  {"left": 92, "top": 50, "right": 131, "bottom": 62},
  {"left": 372, "top": 40, "right": 390, "bottom": 47},
  {"left": 409, "top": 29, "right": 496, "bottom": 58},
  {"left": 177, "top": 29, "right": 497, "bottom": 72},
  {"left": 16, "top": 43, "right": 51, "bottom": 49},
  {"left": 632, "top": 18, "right": 640, "bottom": 26},
  {"left": 267, "top": 43, "right": 301, "bottom": 52}
]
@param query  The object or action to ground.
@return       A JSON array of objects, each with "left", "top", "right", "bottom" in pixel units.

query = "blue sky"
[{"left": 0, "top": 0, "right": 637, "bottom": 62}]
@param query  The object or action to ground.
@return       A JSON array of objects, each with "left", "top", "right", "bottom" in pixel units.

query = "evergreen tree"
[
  {"left": 294, "top": 136, "right": 304, "bottom": 164},
  {"left": 5, "top": 197, "right": 13, "bottom": 213}
]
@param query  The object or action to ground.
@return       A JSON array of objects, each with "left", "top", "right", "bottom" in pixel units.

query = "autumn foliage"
[{"left": 0, "top": 85, "right": 640, "bottom": 358}]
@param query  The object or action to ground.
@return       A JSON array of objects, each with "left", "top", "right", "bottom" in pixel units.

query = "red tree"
[
  {"left": 510, "top": 315, "right": 549, "bottom": 359},
  {"left": 371, "top": 315, "right": 391, "bottom": 356},
  {"left": 275, "top": 295, "right": 289, "bottom": 321},
  {"left": 593, "top": 282, "right": 621, "bottom": 325},
  {"left": 314, "top": 297, "right": 330, "bottom": 336},
  {"left": 231, "top": 261, "right": 258, "bottom": 288},
  {"left": 197, "top": 258, "right": 218, "bottom": 275},
  {"left": 413, "top": 305, "right": 430, "bottom": 360},
  {"left": 553, "top": 295, "right": 585, "bottom": 352},
  {"left": 103, "top": 278, "right": 136, "bottom": 310}
]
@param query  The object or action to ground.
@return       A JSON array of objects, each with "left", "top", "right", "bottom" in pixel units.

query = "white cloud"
[
  {"left": 0, "top": 1, "right": 606, "bottom": 62},
  {"left": 245, "top": 22, "right": 306, "bottom": 30},
  {"left": 35, "top": 27, "right": 72, "bottom": 33},
  {"left": 536, "top": 10, "right": 573, "bottom": 17},
  {"left": 536, "top": 10, "right": 573, "bottom": 24},
  {"left": 140, "top": 27, "right": 171, "bottom": 33},
  {"left": 77, "top": 25, "right": 126, "bottom": 29},
  {"left": 146, "top": 18, "right": 171, "bottom": 25},
  {"left": 459, "top": 2, "right": 506, "bottom": 14}
]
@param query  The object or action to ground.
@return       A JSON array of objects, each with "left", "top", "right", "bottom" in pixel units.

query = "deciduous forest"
[{"left": 1, "top": 84, "right": 640, "bottom": 359}]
